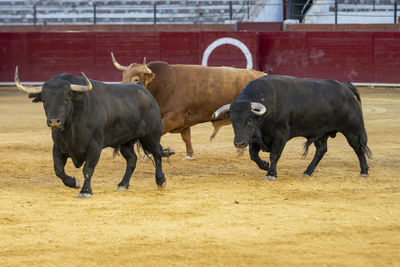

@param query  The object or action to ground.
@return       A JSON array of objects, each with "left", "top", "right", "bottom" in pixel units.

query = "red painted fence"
[
  {"left": 259, "top": 31, "right": 400, "bottom": 83},
  {"left": 1, "top": 31, "right": 399, "bottom": 83}
]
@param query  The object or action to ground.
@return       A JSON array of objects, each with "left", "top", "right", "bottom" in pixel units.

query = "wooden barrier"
[
  {"left": 0, "top": 31, "right": 258, "bottom": 82},
  {"left": 258, "top": 32, "right": 400, "bottom": 83},
  {"left": 1, "top": 30, "right": 399, "bottom": 83}
]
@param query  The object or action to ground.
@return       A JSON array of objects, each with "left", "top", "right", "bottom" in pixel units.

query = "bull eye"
[{"left": 246, "top": 118, "right": 253, "bottom": 127}]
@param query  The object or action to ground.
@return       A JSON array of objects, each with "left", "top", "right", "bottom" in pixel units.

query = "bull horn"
[
  {"left": 251, "top": 102, "right": 266, "bottom": 116},
  {"left": 14, "top": 66, "right": 43, "bottom": 94},
  {"left": 143, "top": 57, "right": 152, "bottom": 74},
  {"left": 212, "top": 104, "right": 231, "bottom": 119},
  {"left": 111, "top": 52, "right": 128, "bottom": 71},
  {"left": 70, "top": 72, "right": 92, "bottom": 92}
]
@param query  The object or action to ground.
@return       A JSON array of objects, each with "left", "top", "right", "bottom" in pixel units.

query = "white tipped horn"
[
  {"left": 251, "top": 102, "right": 266, "bottom": 116},
  {"left": 143, "top": 57, "right": 153, "bottom": 74},
  {"left": 14, "top": 66, "right": 42, "bottom": 94},
  {"left": 212, "top": 104, "right": 231, "bottom": 119},
  {"left": 111, "top": 52, "right": 128, "bottom": 71},
  {"left": 70, "top": 72, "right": 92, "bottom": 92}
]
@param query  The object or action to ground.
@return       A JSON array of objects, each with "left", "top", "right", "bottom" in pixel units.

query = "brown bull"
[{"left": 111, "top": 52, "right": 265, "bottom": 160}]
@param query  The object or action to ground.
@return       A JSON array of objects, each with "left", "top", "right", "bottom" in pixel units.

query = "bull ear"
[
  {"left": 28, "top": 93, "right": 42, "bottom": 102},
  {"left": 143, "top": 72, "right": 156, "bottom": 86},
  {"left": 72, "top": 91, "right": 85, "bottom": 101}
]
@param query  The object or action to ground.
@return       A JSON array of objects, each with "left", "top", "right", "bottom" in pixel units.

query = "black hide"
[
  {"left": 227, "top": 75, "right": 370, "bottom": 180},
  {"left": 30, "top": 73, "right": 166, "bottom": 198}
]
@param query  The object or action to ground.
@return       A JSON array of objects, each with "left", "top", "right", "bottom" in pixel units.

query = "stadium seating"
[
  {"left": 0, "top": 0, "right": 249, "bottom": 25},
  {"left": 303, "top": 0, "right": 398, "bottom": 23},
  {"left": 1, "top": 0, "right": 397, "bottom": 25}
]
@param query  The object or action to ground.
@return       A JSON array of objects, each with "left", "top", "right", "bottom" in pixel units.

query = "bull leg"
[
  {"left": 53, "top": 144, "right": 80, "bottom": 189},
  {"left": 180, "top": 128, "right": 194, "bottom": 161},
  {"left": 303, "top": 136, "right": 328, "bottom": 177},
  {"left": 160, "top": 112, "right": 190, "bottom": 160},
  {"left": 265, "top": 138, "right": 286, "bottom": 182},
  {"left": 78, "top": 140, "right": 102, "bottom": 199},
  {"left": 343, "top": 132, "right": 369, "bottom": 177},
  {"left": 249, "top": 143, "right": 269, "bottom": 171},
  {"left": 154, "top": 152, "right": 166, "bottom": 189},
  {"left": 140, "top": 138, "right": 166, "bottom": 188},
  {"left": 117, "top": 142, "right": 137, "bottom": 191}
]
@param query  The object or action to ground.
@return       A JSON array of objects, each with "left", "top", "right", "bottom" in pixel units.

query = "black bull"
[
  {"left": 213, "top": 75, "right": 371, "bottom": 181},
  {"left": 15, "top": 67, "right": 168, "bottom": 198}
]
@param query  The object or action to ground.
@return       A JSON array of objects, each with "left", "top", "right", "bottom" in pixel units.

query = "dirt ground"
[{"left": 0, "top": 86, "right": 399, "bottom": 266}]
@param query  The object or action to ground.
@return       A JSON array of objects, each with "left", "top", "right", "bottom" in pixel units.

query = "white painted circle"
[{"left": 202, "top": 37, "right": 253, "bottom": 69}]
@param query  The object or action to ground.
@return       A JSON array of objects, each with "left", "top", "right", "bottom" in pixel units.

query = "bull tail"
[
  {"left": 160, "top": 145, "right": 175, "bottom": 164},
  {"left": 137, "top": 140, "right": 175, "bottom": 165},
  {"left": 360, "top": 128, "right": 372, "bottom": 159},
  {"left": 114, "top": 141, "right": 174, "bottom": 164},
  {"left": 113, "top": 141, "right": 144, "bottom": 158},
  {"left": 160, "top": 145, "right": 175, "bottom": 157},
  {"left": 136, "top": 140, "right": 154, "bottom": 164},
  {"left": 345, "top": 82, "right": 362, "bottom": 104}
]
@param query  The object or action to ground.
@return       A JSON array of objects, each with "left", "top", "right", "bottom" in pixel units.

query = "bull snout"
[
  {"left": 47, "top": 119, "right": 63, "bottom": 129},
  {"left": 234, "top": 141, "right": 248, "bottom": 149}
]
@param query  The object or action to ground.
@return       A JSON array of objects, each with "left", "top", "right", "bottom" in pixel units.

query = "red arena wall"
[
  {"left": 1, "top": 31, "right": 399, "bottom": 83},
  {"left": 0, "top": 31, "right": 258, "bottom": 82},
  {"left": 259, "top": 31, "right": 400, "bottom": 83}
]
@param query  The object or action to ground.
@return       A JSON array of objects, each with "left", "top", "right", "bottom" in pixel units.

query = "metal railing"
[
  {"left": 287, "top": 0, "right": 399, "bottom": 23},
  {"left": 1, "top": 1, "right": 255, "bottom": 25},
  {"left": 0, "top": 0, "right": 399, "bottom": 25}
]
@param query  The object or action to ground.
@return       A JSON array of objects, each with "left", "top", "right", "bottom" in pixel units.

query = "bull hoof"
[
  {"left": 118, "top": 186, "right": 128, "bottom": 192},
  {"left": 74, "top": 178, "right": 81, "bottom": 189},
  {"left": 77, "top": 193, "right": 92, "bottom": 199},
  {"left": 302, "top": 173, "right": 312, "bottom": 178},
  {"left": 157, "top": 181, "right": 167, "bottom": 190},
  {"left": 182, "top": 156, "right": 194, "bottom": 161},
  {"left": 360, "top": 173, "right": 369, "bottom": 178},
  {"left": 264, "top": 175, "right": 277, "bottom": 182}
]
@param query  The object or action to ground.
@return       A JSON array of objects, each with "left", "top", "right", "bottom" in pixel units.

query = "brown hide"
[
  {"left": 125, "top": 62, "right": 264, "bottom": 132},
  {"left": 117, "top": 60, "right": 265, "bottom": 157}
]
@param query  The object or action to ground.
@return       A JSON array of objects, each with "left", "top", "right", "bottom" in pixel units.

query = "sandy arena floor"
[{"left": 0, "top": 86, "right": 399, "bottom": 266}]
